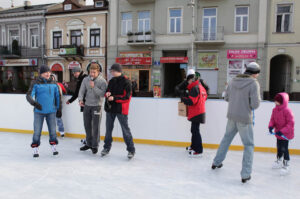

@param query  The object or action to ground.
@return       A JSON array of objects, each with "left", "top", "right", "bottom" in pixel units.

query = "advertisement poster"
[
  {"left": 153, "top": 86, "right": 161, "bottom": 98},
  {"left": 227, "top": 60, "right": 256, "bottom": 82},
  {"left": 198, "top": 52, "right": 218, "bottom": 69},
  {"left": 153, "top": 70, "right": 161, "bottom": 86}
]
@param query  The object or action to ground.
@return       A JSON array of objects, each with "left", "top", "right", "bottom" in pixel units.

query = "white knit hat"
[{"left": 186, "top": 69, "right": 195, "bottom": 77}]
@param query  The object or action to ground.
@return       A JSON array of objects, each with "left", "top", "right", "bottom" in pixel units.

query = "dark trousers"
[
  {"left": 83, "top": 106, "right": 102, "bottom": 149},
  {"left": 104, "top": 112, "right": 135, "bottom": 153},
  {"left": 191, "top": 122, "right": 203, "bottom": 153},
  {"left": 277, "top": 139, "right": 290, "bottom": 160}
]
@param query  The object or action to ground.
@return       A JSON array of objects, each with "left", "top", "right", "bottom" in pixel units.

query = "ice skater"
[
  {"left": 269, "top": 93, "right": 294, "bottom": 175},
  {"left": 211, "top": 62, "right": 261, "bottom": 183},
  {"left": 101, "top": 63, "right": 136, "bottom": 159},
  {"left": 26, "top": 65, "right": 61, "bottom": 158},
  {"left": 180, "top": 69, "right": 207, "bottom": 157},
  {"left": 78, "top": 63, "right": 107, "bottom": 154}
]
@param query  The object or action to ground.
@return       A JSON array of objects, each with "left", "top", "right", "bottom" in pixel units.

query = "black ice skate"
[
  {"left": 80, "top": 145, "right": 90, "bottom": 151},
  {"left": 101, "top": 148, "right": 110, "bottom": 157},
  {"left": 211, "top": 163, "right": 223, "bottom": 170},
  {"left": 127, "top": 151, "right": 135, "bottom": 159},
  {"left": 241, "top": 176, "right": 251, "bottom": 183}
]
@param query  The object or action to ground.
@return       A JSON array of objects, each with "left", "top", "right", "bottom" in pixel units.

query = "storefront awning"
[{"left": 51, "top": 64, "right": 63, "bottom": 72}]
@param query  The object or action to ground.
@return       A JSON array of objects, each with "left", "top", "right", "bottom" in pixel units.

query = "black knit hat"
[
  {"left": 110, "top": 63, "right": 122, "bottom": 72},
  {"left": 39, "top": 65, "right": 51, "bottom": 74}
]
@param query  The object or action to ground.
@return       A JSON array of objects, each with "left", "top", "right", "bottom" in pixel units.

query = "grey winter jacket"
[
  {"left": 78, "top": 74, "right": 107, "bottom": 107},
  {"left": 225, "top": 74, "right": 261, "bottom": 124}
]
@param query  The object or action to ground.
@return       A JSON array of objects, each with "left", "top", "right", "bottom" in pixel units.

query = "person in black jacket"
[
  {"left": 66, "top": 67, "right": 87, "bottom": 112},
  {"left": 101, "top": 63, "right": 136, "bottom": 159}
]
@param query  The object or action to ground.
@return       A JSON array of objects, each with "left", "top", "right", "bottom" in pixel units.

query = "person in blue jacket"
[{"left": 26, "top": 65, "right": 61, "bottom": 158}]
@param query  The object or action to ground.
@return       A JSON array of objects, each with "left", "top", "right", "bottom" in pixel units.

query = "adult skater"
[
  {"left": 212, "top": 62, "right": 261, "bottom": 183},
  {"left": 26, "top": 65, "right": 61, "bottom": 158},
  {"left": 78, "top": 63, "right": 107, "bottom": 154},
  {"left": 181, "top": 69, "right": 207, "bottom": 157},
  {"left": 101, "top": 63, "right": 136, "bottom": 159}
]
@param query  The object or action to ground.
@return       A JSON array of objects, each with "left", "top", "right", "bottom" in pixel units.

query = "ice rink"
[{"left": 0, "top": 132, "right": 299, "bottom": 199}]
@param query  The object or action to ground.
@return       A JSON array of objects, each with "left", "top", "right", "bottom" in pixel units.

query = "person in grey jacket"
[
  {"left": 212, "top": 62, "right": 261, "bottom": 183},
  {"left": 78, "top": 63, "right": 107, "bottom": 154}
]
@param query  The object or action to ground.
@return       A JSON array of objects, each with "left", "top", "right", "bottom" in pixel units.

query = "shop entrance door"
[{"left": 163, "top": 63, "right": 185, "bottom": 97}]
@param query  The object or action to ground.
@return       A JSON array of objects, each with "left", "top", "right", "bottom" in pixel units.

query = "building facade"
[
  {"left": 45, "top": 0, "right": 108, "bottom": 83},
  {"left": 107, "top": 0, "right": 268, "bottom": 97},
  {"left": 264, "top": 0, "right": 300, "bottom": 100},
  {"left": 0, "top": 2, "right": 52, "bottom": 92}
]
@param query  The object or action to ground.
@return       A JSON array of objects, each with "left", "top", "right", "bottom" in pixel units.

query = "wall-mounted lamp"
[{"left": 66, "top": 33, "right": 69, "bottom": 37}]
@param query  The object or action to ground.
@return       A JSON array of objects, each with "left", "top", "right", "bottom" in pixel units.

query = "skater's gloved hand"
[
  {"left": 275, "top": 131, "right": 283, "bottom": 136},
  {"left": 34, "top": 102, "right": 42, "bottom": 111},
  {"left": 56, "top": 110, "right": 62, "bottom": 118},
  {"left": 269, "top": 127, "right": 274, "bottom": 134}
]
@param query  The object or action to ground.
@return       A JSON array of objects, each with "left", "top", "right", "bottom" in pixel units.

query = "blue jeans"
[
  {"left": 104, "top": 112, "right": 135, "bottom": 153},
  {"left": 31, "top": 112, "right": 58, "bottom": 147},
  {"left": 213, "top": 119, "right": 254, "bottom": 179},
  {"left": 56, "top": 117, "right": 64, "bottom": 132}
]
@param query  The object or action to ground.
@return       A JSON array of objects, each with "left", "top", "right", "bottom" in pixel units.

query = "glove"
[
  {"left": 275, "top": 131, "right": 283, "bottom": 136},
  {"left": 34, "top": 102, "right": 42, "bottom": 111},
  {"left": 269, "top": 127, "right": 274, "bottom": 134},
  {"left": 56, "top": 110, "right": 62, "bottom": 118}
]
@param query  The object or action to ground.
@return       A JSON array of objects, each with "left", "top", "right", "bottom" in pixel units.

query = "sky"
[{"left": 0, "top": 0, "right": 95, "bottom": 9}]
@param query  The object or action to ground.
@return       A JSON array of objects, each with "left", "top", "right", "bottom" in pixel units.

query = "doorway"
[
  {"left": 164, "top": 63, "right": 185, "bottom": 97},
  {"left": 269, "top": 54, "right": 292, "bottom": 99}
]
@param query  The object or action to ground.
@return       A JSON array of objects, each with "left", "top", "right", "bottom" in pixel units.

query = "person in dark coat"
[
  {"left": 66, "top": 67, "right": 87, "bottom": 112},
  {"left": 181, "top": 69, "right": 208, "bottom": 157}
]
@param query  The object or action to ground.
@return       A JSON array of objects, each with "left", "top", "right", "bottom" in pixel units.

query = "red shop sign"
[
  {"left": 227, "top": 49, "right": 257, "bottom": 59},
  {"left": 160, "top": 57, "right": 189, "bottom": 63},
  {"left": 115, "top": 57, "right": 152, "bottom": 65}
]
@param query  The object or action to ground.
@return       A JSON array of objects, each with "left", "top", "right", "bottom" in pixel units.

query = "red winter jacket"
[
  {"left": 269, "top": 92, "right": 295, "bottom": 140},
  {"left": 182, "top": 80, "right": 207, "bottom": 123}
]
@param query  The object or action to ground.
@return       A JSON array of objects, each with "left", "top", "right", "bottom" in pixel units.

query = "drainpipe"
[{"left": 105, "top": 12, "right": 108, "bottom": 79}]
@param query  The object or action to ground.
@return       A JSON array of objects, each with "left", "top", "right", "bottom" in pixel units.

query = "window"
[
  {"left": 30, "top": 28, "right": 39, "bottom": 48},
  {"left": 121, "top": 13, "right": 132, "bottom": 36},
  {"left": 138, "top": 11, "right": 150, "bottom": 33},
  {"left": 95, "top": 1, "right": 104, "bottom": 8},
  {"left": 276, "top": 4, "right": 293, "bottom": 33},
  {"left": 64, "top": 4, "right": 72, "bottom": 11},
  {"left": 90, "top": 29, "right": 100, "bottom": 48},
  {"left": 53, "top": 31, "right": 62, "bottom": 49},
  {"left": 9, "top": 30, "right": 19, "bottom": 46},
  {"left": 71, "top": 30, "right": 81, "bottom": 46},
  {"left": 235, "top": 7, "right": 249, "bottom": 32},
  {"left": 169, "top": 8, "right": 182, "bottom": 33},
  {"left": 203, "top": 8, "right": 217, "bottom": 40}
]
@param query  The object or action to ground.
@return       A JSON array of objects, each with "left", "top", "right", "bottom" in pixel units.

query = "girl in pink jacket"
[{"left": 269, "top": 93, "right": 294, "bottom": 175}]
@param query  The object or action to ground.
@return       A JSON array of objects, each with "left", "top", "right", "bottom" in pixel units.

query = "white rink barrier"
[{"left": 0, "top": 94, "right": 299, "bottom": 154}]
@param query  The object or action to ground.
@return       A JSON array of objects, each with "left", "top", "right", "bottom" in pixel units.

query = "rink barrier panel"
[{"left": 1, "top": 128, "right": 299, "bottom": 155}]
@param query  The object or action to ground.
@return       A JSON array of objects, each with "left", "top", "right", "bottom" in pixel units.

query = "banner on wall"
[
  {"left": 198, "top": 52, "right": 218, "bottom": 69},
  {"left": 0, "top": 59, "right": 38, "bottom": 66},
  {"left": 227, "top": 49, "right": 257, "bottom": 59},
  {"left": 68, "top": 61, "right": 81, "bottom": 69}
]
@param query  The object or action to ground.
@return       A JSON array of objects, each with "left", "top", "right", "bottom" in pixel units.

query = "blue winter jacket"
[{"left": 26, "top": 77, "right": 61, "bottom": 114}]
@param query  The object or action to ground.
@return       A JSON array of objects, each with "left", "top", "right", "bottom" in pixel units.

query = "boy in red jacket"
[{"left": 269, "top": 92, "right": 295, "bottom": 175}]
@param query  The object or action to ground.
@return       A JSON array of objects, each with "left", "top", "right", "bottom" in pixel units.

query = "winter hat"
[
  {"left": 274, "top": 94, "right": 283, "bottom": 104},
  {"left": 245, "top": 62, "right": 260, "bottom": 75},
  {"left": 72, "top": 67, "right": 82, "bottom": 73},
  {"left": 110, "top": 63, "right": 122, "bottom": 72},
  {"left": 39, "top": 65, "right": 51, "bottom": 74},
  {"left": 186, "top": 69, "right": 195, "bottom": 77}
]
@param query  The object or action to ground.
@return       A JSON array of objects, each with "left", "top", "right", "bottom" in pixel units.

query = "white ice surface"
[{"left": 0, "top": 132, "right": 299, "bottom": 199}]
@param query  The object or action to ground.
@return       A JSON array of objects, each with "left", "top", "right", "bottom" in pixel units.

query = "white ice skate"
[
  {"left": 272, "top": 158, "right": 283, "bottom": 169},
  {"left": 33, "top": 147, "right": 39, "bottom": 158},
  {"left": 280, "top": 160, "right": 290, "bottom": 176},
  {"left": 186, "top": 146, "right": 192, "bottom": 152},
  {"left": 60, "top": 132, "right": 65, "bottom": 138},
  {"left": 51, "top": 144, "right": 59, "bottom": 156},
  {"left": 188, "top": 150, "right": 203, "bottom": 158}
]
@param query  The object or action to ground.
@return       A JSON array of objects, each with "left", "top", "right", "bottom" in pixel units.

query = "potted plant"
[
  {"left": 127, "top": 32, "right": 134, "bottom": 43},
  {"left": 145, "top": 31, "right": 152, "bottom": 42},
  {"left": 135, "top": 32, "right": 144, "bottom": 42}
]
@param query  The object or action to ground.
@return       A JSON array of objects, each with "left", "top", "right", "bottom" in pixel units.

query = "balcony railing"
[
  {"left": 127, "top": 0, "right": 155, "bottom": 4},
  {"left": 195, "top": 26, "right": 225, "bottom": 44},
  {"left": 0, "top": 45, "right": 21, "bottom": 58},
  {"left": 127, "top": 31, "right": 155, "bottom": 45},
  {"left": 58, "top": 45, "right": 84, "bottom": 59}
]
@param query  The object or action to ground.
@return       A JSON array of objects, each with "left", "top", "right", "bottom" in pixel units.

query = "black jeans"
[
  {"left": 83, "top": 106, "right": 102, "bottom": 149},
  {"left": 191, "top": 122, "right": 203, "bottom": 153},
  {"left": 104, "top": 112, "right": 135, "bottom": 153},
  {"left": 277, "top": 139, "right": 290, "bottom": 161}
]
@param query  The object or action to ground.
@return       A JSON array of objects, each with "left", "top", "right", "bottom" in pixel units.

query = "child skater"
[{"left": 269, "top": 92, "right": 295, "bottom": 175}]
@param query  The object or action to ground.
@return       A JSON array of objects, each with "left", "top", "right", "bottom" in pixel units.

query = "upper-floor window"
[
  {"left": 235, "top": 7, "right": 249, "bottom": 32},
  {"left": 203, "top": 8, "right": 217, "bottom": 40},
  {"left": 53, "top": 31, "right": 62, "bottom": 49},
  {"left": 64, "top": 4, "right": 72, "bottom": 11},
  {"left": 138, "top": 11, "right": 150, "bottom": 33},
  {"left": 169, "top": 8, "right": 182, "bottom": 33},
  {"left": 9, "top": 30, "right": 19, "bottom": 46},
  {"left": 71, "top": 30, "right": 81, "bottom": 46},
  {"left": 30, "top": 28, "right": 39, "bottom": 48},
  {"left": 276, "top": 4, "right": 293, "bottom": 33},
  {"left": 121, "top": 13, "right": 132, "bottom": 36},
  {"left": 90, "top": 29, "right": 100, "bottom": 47},
  {"left": 95, "top": 1, "right": 104, "bottom": 8}
]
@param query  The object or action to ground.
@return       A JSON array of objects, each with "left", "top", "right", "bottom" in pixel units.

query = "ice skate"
[
  {"left": 101, "top": 148, "right": 110, "bottom": 157},
  {"left": 33, "top": 147, "right": 39, "bottom": 158},
  {"left": 127, "top": 151, "right": 135, "bottom": 159},
  {"left": 280, "top": 160, "right": 290, "bottom": 176},
  {"left": 51, "top": 144, "right": 59, "bottom": 156},
  {"left": 272, "top": 158, "right": 283, "bottom": 169},
  {"left": 188, "top": 150, "right": 202, "bottom": 157}
]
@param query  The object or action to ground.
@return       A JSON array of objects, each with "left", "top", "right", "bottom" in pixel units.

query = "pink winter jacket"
[{"left": 269, "top": 93, "right": 295, "bottom": 140}]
